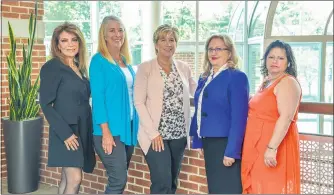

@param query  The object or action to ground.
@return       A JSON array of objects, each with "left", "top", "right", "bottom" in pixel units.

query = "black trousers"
[
  {"left": 202, "top": 137, "right": 242, "bottom": 194},
  {"left": 144, "top": 137, "right": 187, "bottom": 194}
]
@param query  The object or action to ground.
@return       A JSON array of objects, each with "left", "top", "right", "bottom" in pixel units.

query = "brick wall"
[
  {"left": 1, "top": 1, "right": 209, "bottom": 193},
  {"left": 1, "top": 0, "right": 45, "bottom": 179}
]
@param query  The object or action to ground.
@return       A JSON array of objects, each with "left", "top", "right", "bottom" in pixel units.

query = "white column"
[
  {"left": 90, "top": 1, "right": 99, "bottom": 57},
  {"left": 141, "top": 1, "right": 161, "bottom": 61}
]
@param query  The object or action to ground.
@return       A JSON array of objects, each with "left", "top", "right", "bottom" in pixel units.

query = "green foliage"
[
  {"left": 6, "top": 2, "right": 40, "bottom": 121},
  {"left": 44, "top": 1, "right": 91, "bottom": 39}
]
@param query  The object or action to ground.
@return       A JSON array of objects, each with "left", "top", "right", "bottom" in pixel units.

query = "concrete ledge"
[{"left": 1, "top": 18, "right": 45, "bottom": 39}]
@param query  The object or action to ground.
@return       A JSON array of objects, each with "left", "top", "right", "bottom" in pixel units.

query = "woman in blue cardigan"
[
  {"left": 89, "top": 15, "right": 138, "bottom": 194},
  {"left": 190, "top": 34, "right": 249, "bottom": 194}
]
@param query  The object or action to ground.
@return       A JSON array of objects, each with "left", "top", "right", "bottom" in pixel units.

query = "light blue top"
[{"left": 89, "top": 52, "right": 139, "bottom": 146}]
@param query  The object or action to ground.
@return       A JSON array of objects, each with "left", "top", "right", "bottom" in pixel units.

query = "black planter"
[{"left": 2, "top": 116, "right": 43, "bottom": 194}]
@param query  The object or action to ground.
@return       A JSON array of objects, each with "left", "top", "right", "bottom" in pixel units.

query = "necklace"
[
  {"left": 260, "top": 73, "right": 285, "bottom": 91},
  {"left": 69, "top": 63, "right": 82, "bottom": 79}
]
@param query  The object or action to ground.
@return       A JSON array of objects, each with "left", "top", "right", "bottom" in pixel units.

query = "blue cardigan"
[
  {"left": 189, "top": 68, "right": 249, "bottom": 159},
  {"left": 89, "top": 53, "right": 139, "bottom": 146}
]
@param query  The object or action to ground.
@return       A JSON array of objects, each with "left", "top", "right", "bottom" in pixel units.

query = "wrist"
[{"left": 267, "top": 145, "right": 277, "bottom": 151}]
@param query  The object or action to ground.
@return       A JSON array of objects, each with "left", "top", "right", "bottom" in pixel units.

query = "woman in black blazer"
[{"left": 39, "top": 22, "right": 95, "bottom": 194}]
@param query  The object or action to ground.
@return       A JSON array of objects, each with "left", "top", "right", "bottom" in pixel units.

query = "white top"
[
  {"left": 197, "top": 64, "right": 228, "bottom": 138},
  {"left": 121, "top": 67, "right": 134, "bottom": 120}
]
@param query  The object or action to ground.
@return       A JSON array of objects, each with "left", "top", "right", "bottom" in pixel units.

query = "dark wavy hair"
[{"left": 260, "top": 40, "right": 297, "bottom": 78}]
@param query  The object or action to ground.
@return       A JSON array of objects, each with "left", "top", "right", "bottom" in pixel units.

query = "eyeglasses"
[{"left": 208, "top": 47, "right": 229, "bottom": 54}]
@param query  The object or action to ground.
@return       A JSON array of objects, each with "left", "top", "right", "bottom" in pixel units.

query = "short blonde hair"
[
  {"left": 97, "top": 15, "right": 132, "bottom": 64},
  {"left": 153, "top": 24, "right": 179, "bottom": 54},
  {"left": 202, "top": 34, "right": 240, "bottom": 78},
  {"left": 50, "top": 22, "right": 88, "bottom": 77}
]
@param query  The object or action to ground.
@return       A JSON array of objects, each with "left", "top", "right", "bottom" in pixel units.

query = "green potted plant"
[{"left": 2, "top": 2, "right": 43, "bottom": 193}]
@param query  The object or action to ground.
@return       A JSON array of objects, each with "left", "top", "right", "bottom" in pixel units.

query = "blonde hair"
[
  {"left": 97, "top": 15, "right": 132, "bottom": 64},
  {"left": 202, "top": 34, "right": 240, "bottom": 78},
  {"left": 50, "top": 22, "right": 88, "bottom": 77},
  {"left": 153, "top": 24, "right": 179, "bottom": 54}
]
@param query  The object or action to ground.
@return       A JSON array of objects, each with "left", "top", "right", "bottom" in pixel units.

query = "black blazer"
[{"left": 39, "top": 57, "right": 95, "bottom": 173}]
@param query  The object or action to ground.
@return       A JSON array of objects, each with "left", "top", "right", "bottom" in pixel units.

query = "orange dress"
[{"left": 241, "top": 74, "right": 301, "bottom": 194}]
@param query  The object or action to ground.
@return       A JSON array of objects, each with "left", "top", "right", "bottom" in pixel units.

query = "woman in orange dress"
[{"left": 241, "top": 40, "right": 302, "bottom": 194}]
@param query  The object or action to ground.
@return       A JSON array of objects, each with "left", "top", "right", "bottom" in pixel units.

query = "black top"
[{"left": 39, "top": 58, "right": 95, "bottom": 173}]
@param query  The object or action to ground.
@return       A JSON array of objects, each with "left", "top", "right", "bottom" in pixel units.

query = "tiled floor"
[{"left": 1, "top": 179, "right": 58, "bottom": 194}]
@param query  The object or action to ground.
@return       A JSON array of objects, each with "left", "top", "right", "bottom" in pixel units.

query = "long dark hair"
[
  {"left": 260, "top": 40, "right": 297, "bottom": 78},
  {"left": 51, "top": 22, "right": 88, "bottom": 77}
]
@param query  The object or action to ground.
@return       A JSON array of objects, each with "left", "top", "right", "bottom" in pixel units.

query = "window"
[
  {"left": 272, "top": 1, "right": 333, "bottom": 36},
  {"left": 325, "top": 43, "right": 333, "bottom": 103},
  {"left": 44, "top": 1, "right": 91, "bottom": 57},
  {"left": 98, "top": 1, "right": 144, "bottom": 65},
  {"left": 249, "top": 1, "right": 270, "bottom": 38},
  {"left": 290, "top": 43, "right": 321, "bottom": 102},
  {"left": 327, "top": 16, "right": 333, "bottom": 35}
]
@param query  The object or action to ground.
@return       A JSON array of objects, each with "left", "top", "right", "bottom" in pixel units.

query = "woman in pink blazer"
[{"left": 134, "top": 24, "right": 197, "bottom": 194}]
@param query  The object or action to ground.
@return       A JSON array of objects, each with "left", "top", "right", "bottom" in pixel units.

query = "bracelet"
[{"left": 267, "top": 145, "right": 277, "bottom": 151}]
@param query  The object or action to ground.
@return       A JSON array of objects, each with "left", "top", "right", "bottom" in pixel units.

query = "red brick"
[
  {"left": 144, "top": 188, "right": 150, "bottom": 194},
  {"left": 1, "top": 5, "right": 10, "bottom": 12},
  {"left": 189, "top": 158, "right": 205, "bottom": 167},
  {"left": 2, "top": 1, "right": 19, "bottom": 6},
  {"left": 135, "top": 163, "right": 149, "bottom": 172},
  {"left": 83, "top": 173, "right": 97, "bottom": 182},
  {"left": 199, "top": 168, "right": 206, "bottom": 176},
  {"left": 52, "top": 172, "right": 61, "bottom": 180},
  {"left": 128, "top": 169, "right": 144, "bottom": 178},
  {"left": 127, "top": 176, "right": 135, "bottom": 183},
  {"left": 199, "top": 185, "right": 208, "bottom": 193},
  {"left": 134, "top": 147, "right": 142, "bottom": 155},
  {"left": 98, "top": 176, "right": 107, "bottom": 184},
  {"left": 2, "top": 44, "right": 10, "bottom": 50},
  {"left": 45, "top": 166, "right": 57, "bottom": 172},
  {"left": 189, "top": 175, "right": 207, "bottom": 184},
  {"left": 180, "top": 181, "right": 198, "bottom": 191},
  {"left": 81, "top": 179, "right": 91, "bottom": 187},
  {"left": 182, "top": 156, "right": 189, "bottom": 164},
  {"left": 135, "top": 178, "right": 150, "bottom": 187},
  {"left": 179, "top": 172, "right": 188, "bottom": 181},
  {"left": 19, "top": 1, "right": 36, "bottom": 8},
  {"left": 144, "top": 172, "right": 150, "bottom": 180},
  {"left": 2, "top": 12, "right": 19, "bottom": 18},
  {"left": 184, "top": 149, "right": 199, "bottom": 158},
  {"left": 11, "top": 7, "right": 28, "bottom": 14},
  {"left": 83, "top": 187, "right": 97, "bottom": 194},
  {"left": 45, "top": 177, "right": 58, "bottom": 185},
  {"left": 20, "top": 14, "right": 31, "bottom": 19},
  {"left": 131, "top": 155, "right": 143, "bottom": 163},
  {"left": 181, "top": 164, "right": 198, "bottom": 174},
  {"left": 92, "top": 168, "right": 104, "bottom": 177},
  {"left": 127, "top": 184, "right": 143, "bottom": 193},
  {"left": 91, "top": 181, "right": 105, "bottom": 191},
  {"left": 176, "top": 188, "right": 189, "bottom": 194},
  {"left": 33, "top": 45, "right": 45, "bottom": 50},
  {"left": 128, "top": 162, "right": 135, "bottom": 169},
  {"left": 32, "top": 56, "right": 46, "bottom": 62},
  {"left": 97, "top": 162, "right": 105, "bottom": 169}
]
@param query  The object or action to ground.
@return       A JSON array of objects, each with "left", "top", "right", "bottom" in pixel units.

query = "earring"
[{"left": 288, "top": 62, "right": 291, "bottom": 67}]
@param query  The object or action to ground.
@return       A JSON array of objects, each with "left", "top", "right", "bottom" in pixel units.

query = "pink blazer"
[{"left": 134, "top": 58, "right": 197, "bottom": 155}]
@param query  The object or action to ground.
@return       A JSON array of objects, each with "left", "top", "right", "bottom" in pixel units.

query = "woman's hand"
[
  {"left": 223, "top": 156, "right": 235, "bottom": 166},
  {"left": 264, "top": 147, "right": 277, "bottom": 167},
  {"left": 64, "top": 134, "right": 79, "bottom": 151},
  {"left": 102, "top": 130, "right": 116, "bottom": 155},
  {"left": 152, "top": 135, "right": 164, "bottom": 152}
]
